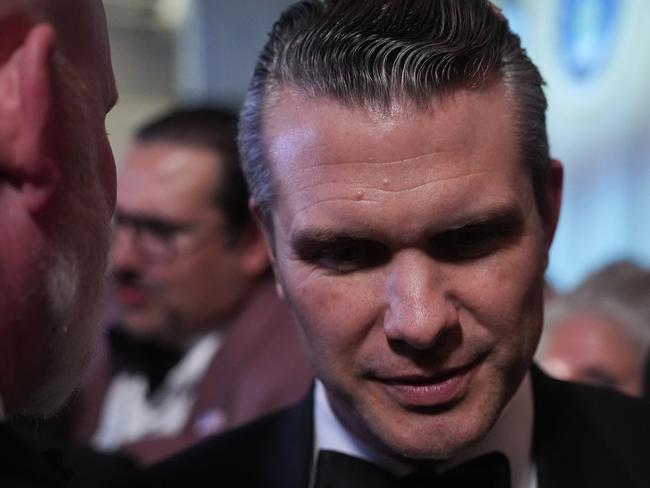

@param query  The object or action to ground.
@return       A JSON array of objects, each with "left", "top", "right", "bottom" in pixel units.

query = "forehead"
[
  {"left": 548, "top": 312, "right": 642, "bottom": 366},
  {"left": 264, "top": 83, "right": 532, "bottom": 237},
  {"left": 117, "top": 142, "right": 220, "bottom": 219},
  {"left": 553, "top": 313, "right": 631, "bottom": 345}
]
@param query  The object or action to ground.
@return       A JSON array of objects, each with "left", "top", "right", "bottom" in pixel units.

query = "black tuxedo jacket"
[
  {"left": 122, "top": 367, "right": 650, "bottom": 487},
  {"left": 1, "top": 420, "right": 136, "bottom": 488},
  {"left": 0, "top": 422, "right": 69, "bottom": 488}
]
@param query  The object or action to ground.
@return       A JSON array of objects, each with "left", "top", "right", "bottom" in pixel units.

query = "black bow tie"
[
  {"left": 107, "top": 326, "right": 184, "bottom": 396},
  {"left": 315, "top": 450, "right": 510, "bottom": 488}
]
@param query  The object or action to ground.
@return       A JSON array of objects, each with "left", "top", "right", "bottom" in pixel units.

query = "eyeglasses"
[{"left": 112, "top": 211, "right": 223, "bottom": 263}]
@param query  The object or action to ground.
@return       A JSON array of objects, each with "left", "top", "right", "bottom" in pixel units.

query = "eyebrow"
[
  {"left": 444, "top": 205, "right": 525, "bottom": 232},
  {"left": 292, "top": 230, "right": 371, "bottom": 253},
  {"left": 114, "top": 210, "right": 187, "bottom": 230},
  {"left": 291, "top": 204, "right": 526, "bottom": 250}
]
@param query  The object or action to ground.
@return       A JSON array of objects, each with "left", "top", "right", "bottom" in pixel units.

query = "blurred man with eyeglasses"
[{"left": 54, "top": 108, "right": 312, "bottom": 465}]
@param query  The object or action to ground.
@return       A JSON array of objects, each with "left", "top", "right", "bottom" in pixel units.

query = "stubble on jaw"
[{"left": 18, "top": 56, "right": 111, "bottom": 416}]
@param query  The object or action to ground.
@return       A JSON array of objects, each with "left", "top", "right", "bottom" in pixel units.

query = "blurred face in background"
[
  {"left": 112, "top": 142, "right": 260, "bottom": 345},
  {"left": 538, "top": 312, "right": 645, "bottom": 397}
]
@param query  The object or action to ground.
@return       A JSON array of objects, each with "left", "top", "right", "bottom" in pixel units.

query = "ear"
[
  {"left": 250, "top": 198, "right": 285, "bottom": 300},
  {"left": 541, "top": 159, "right": 563, "bottom": 250},
  {"left": 237, "top": 222, "right": 271, "bottom": 277},
  {"left": 0, "top": 23, "right": 60, "bottom": 213}
]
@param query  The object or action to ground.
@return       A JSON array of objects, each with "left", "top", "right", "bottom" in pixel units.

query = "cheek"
[
  {"left": 283, "top": 269, "right": 380, "bottom": 365},
  {"left": 0, "top": 212, "right": 49, "bottom": 321},
  {"left": 174, "top": 251, "right": 237, "bottom": 308},
  {"left": 147, "top": 260, "right": 194, "bottom": 299},
  {"left": 0, "top": 228, "right": 58, "bottom": 403},
  {"left": 455, "top": 244, "right": 545, "bottom": 351}
]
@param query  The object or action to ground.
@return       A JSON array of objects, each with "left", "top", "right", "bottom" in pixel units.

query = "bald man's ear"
[{"left": 0, "top": 23, "right": 60, "bottom": 213}]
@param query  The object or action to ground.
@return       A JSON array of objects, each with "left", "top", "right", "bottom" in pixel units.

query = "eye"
[
  {"left": 142, "top": 221, "right": 181, "bottom": 241},
  {"left": 299, "top": 240, "right": 388, "bottom": 274},
  {"left": 432, "top": 226, "right": 506, "bottom": 262},
  {"left": 319, "top": 243, "right": 366, "bottom": 270}
]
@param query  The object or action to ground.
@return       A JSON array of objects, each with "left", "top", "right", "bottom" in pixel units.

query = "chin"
[
  {"left": 377, "top": 414, "right": 495, "bottom": 461},
  {"left": 121, "top": 315, "right": 164, "bottom": 339},
  {"left": 362, "top": 385, "right": 505, "bottom": 461}
]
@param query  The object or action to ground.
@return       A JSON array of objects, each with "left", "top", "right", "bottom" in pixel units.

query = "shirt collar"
[
  {"left": 314, "top": 372, "right": 534, "bottom": 488},
  {"left": 165, "top": 331, "right": 222, "bottom": 390}
]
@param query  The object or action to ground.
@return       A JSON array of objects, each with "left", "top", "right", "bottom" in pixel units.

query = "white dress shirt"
[
  {"left": 92, "top": 331, "right": 221, "bottom": 451},
  {"left": 314, "top": 373, "right": 536, "bottom": 488}
]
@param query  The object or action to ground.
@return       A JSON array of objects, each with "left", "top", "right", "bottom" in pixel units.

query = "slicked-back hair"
[
  {"left": 136, "top": 107, "right": 251, "bottom": 244},
  {"left": 239, "top": 0, "right": 550, "bottom": 229}
]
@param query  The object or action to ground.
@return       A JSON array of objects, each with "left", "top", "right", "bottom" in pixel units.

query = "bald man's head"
[
  {"left": 0, "top": 0, "right": 117, "bottom": 416},
  {"left": 0, "top": 0, "right": 113, "bottom": 83}
]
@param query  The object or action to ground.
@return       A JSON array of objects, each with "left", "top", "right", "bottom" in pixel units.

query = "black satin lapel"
[{"left": 531, "top": 365, "right": 631, "bottom": 488}]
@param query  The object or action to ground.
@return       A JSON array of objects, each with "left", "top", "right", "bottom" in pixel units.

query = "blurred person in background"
[
  {"left": 57, "top": 107, "right": 312, "bottom": 465},
  {"left": 538, "top": 261, "right": 650, "bottom": 397},
  {"left": 0, "top": 0, "right": 119, "bottom": 485}
]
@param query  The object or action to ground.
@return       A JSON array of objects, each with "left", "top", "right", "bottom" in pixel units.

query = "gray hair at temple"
[{"left": 239, "top": 0, "right": 549, "bottom": 230}]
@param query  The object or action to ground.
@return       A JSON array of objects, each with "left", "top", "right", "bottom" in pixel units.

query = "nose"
[
  {"left": 383, "top": 250, "right": 459, "bottom": 350},
  {"left": 111, "top": 225, "right": 143, "bottom": 273}
]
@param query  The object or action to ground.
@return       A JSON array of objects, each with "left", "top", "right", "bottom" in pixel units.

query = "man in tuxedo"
[
  {"left": 125, "top": 1, "right": 650, "bottom": 487},
  {"left": 0, "top": 0, "right": 117, "bottom": 485},
  {"left": 57, "top": 108, "right": 312, "bottom": 464}
]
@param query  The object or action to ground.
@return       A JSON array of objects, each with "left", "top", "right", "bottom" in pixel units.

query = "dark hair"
[
  {"left": 137, "top": 107, "right": 251, "bottom": 242},
  {"left": 239, "top": 0, "right": 550, "bottom": 227}
]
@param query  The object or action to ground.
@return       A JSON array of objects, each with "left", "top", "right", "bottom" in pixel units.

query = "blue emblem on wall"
[{"left": 559, "top": 0, "right": 619, "bottom": 80}]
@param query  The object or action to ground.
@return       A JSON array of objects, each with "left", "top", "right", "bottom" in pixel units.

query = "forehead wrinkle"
[
  {"left": 283, "top": 168, "right": 508, "bottom": 199},
  {"left": 283, "top": 181, "right": 529, "bottom": 229},
  {"left": 292, "top": 148, "right": 462, "bottom": 168},
  {"left": 292, "top": 196, "right": 381, "bottom": 218},
  {"left": 281, "top": 157, "right": 469, "bottom": 188},
  {"left": 276, "top": 174, "right": 532, "bottom": 237},
  {"left": 376, "top": 170, "right": 519, "bottom": 194},
  {"left": 275, "top": 147, "right": 465, "bottom": 176}
]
